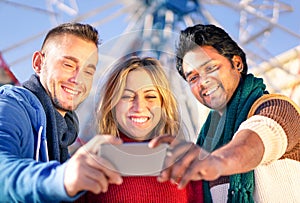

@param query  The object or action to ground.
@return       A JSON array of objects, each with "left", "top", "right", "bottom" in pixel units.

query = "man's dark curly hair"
[{"left": 176, "top": 24, "right": 248, "bottom": 80}]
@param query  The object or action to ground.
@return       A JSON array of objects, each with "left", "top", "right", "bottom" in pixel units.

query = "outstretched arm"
[{"left": 150, "top": 129, "right": 264, "bottom": 188}]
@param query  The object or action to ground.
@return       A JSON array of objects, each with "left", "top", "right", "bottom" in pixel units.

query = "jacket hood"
[{"left": 0, "top": 84, "right": 47, "bottom": 161}]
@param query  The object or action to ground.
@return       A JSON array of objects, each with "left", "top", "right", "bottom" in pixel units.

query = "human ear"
[
  {"left": 32, "top": 51, "right": 44, "bottom": 74},
  {"left": 232, "top": 55, "right": 243, "bottom": 72}
]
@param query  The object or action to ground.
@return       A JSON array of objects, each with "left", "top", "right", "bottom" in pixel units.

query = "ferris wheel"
[
  {"left": 1, "top": 0, "right": 299, "bottom": 143},
  {"left": 1, "top": 0, "right": 299, "bottom": 81}
]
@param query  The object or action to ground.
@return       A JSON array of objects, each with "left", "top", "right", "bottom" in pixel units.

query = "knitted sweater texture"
[
  {"left": 75, "top": 134, "right": 204, "bottom": 203},
  {"left": 209, "top": 94, "right": 300, "bottom": 203}
]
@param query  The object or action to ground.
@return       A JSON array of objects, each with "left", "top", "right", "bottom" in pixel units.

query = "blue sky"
[
  {"left": 0, "top": 0, "right": 128, "bottom": 82},
  {"left": 0, "top": 0, "right": 300, "bottom": 83}
]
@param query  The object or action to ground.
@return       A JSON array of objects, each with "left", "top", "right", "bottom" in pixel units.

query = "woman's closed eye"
[
  {"left": 121, "top": 95, "right": 135, "bottom": 101},
  {"left": 145, "top": 95, "right": 158, "bottom": 99}
]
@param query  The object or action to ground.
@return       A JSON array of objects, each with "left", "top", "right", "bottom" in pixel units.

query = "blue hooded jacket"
[{"left": 0, "top": 84, "right": 79, "bottom": 202}]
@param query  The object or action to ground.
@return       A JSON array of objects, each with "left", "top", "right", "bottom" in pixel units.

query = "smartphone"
[{"left": 98, "top": 142, "right": 168, "bottom": 176}]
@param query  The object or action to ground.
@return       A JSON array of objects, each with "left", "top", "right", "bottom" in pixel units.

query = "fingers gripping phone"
[{"left": 98, "top": 142, "right": 168, "bottom": 176}]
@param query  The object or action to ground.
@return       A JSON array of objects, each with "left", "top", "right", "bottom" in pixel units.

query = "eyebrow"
[
  {"left": 124, "top": 88, "right": 158, "bottom": 93},
  {"left": 63, "top": 56, "right": 96, "bottom": 70},
  {"left": 184, "top": 59, "right": 212, "bottom": 79}
]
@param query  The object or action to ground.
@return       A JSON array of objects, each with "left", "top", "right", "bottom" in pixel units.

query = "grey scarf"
[{"left": 22, "top": 74, "right": 79, "bottom": 163}]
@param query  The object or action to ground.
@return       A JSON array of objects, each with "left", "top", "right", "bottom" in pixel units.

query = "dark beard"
[{"left": 52, "top": 97, "right": 73, "bottom": 113}]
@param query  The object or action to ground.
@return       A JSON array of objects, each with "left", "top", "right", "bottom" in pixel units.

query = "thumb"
[
  {"left": 82, "top": 135, "right": 123, "bottom": 154},
  {"left": 149, "top": 134, "right": 175, "bottom": 148}
]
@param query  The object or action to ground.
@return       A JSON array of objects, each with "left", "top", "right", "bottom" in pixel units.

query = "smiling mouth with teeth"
[
  {"left": 130, "top": 117, "right": 149, "bottom": 124},
  {"left": 203, "top": 86, "right": 219, "bottom": 96},
  {"left": 63, "top": 87, "right": 79, "bottom": 95}
]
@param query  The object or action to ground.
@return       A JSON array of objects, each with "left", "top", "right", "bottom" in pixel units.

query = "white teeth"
[
  {"left": 131, "top": 117, "right": 148, "bottom": 123},
  {"left": 64, "top": 87, "right": 79, "bottom": 95},
  {"left": 204, "top": 86, "right": 219, "bottom": 96}
]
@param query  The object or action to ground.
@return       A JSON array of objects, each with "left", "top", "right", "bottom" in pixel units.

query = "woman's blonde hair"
[{"left": 96, "top": 56, "right": 181, "bottom": 138}]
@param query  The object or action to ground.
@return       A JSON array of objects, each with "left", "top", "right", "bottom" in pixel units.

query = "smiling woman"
[
  {"left": 74, "top": 56, "right": 204, "bottom": 203},
  {"left": 96, "top": 56, "right": 181, "bottom": 141},
  {"left": 115, "top": 68, "right": 162, "bottom": 141}
]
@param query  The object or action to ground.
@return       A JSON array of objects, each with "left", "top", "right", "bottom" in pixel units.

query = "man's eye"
[
  {"left": 64, "top": 63, "right": 75, "bottom": 69},
  {"left": 84, "top": 69, "right": 95, "bottom": 76},
  {"left": 187, "top": 74, "right": 199, "bottom": 84},
  {"left": 206, "top": 65, "right": 218, "bottom": 73}
]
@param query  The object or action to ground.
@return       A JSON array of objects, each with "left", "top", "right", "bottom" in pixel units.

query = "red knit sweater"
[{"left": 75, "top": 134, "right": 203, "bottom": 203}]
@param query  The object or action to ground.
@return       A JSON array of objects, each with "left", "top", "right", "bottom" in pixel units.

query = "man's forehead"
[{"left": 183, "top": 46, "right": 212, "bottom": 69}]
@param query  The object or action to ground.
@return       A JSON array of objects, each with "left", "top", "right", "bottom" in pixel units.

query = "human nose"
[
  {"left": 69, "top": 67, "right": 83, "bottom": 84},
  {"left": 195, "top": 70, "right": 210, "bottom": 87},
  {"left": 132, "top": 96, "right": 146, "bottom": 112}
]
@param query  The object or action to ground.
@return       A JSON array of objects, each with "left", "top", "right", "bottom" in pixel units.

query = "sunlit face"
[
  {"left": 115, "top": 69, "right": 162, "bottom": 141},
  {"left": 182, "top": 46, "right": 241, "bottom": 115},
  {"left": 35, "top": 34, "right": 98, "bottom": 116}
]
